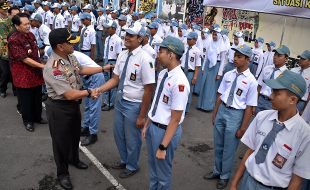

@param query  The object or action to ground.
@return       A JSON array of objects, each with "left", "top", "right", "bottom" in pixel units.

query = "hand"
[
  {"left": 211, "top": 111, "right": 217, "bottom": 126},
  {"left": 90, "top": 89, "right": 99, "bottom": 99},
  {"left": 235, "top": 128, "right": 245, "bottom": 139},
  {"left": 136, "top": 116, "right": 145, "bottom": 129},
  {"left": 252, "top": 107, "right": 256, "bottom": 116},
  {"left": 142, "top": 127, "right": 147, "bottom": 139},
  {"left": 156, "top": 149, "right": 166, "bottom": 160},
  {"left": 191, "top": 78, "right": 197, "bottom": 85},
  {"left": 216, "top": 75, "right": 221, "bottom": 80}
]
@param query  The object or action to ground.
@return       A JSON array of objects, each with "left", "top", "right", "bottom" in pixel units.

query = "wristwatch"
[
  {"left": 158, "top": 144, "right": 167, "bottom": 151},
  {"left": 86, "top": 89, "right": 92, "bottom": 97}
]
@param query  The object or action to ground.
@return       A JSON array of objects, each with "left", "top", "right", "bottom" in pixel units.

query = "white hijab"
[{"left": 207, "top": 33, "right": 226, "bottom": 68}]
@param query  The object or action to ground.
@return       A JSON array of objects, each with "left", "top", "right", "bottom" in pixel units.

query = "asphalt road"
[{"left": 0, "top": 87, "right": 245, "bottom": 190}]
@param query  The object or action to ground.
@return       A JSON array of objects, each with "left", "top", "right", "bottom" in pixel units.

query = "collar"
[
  {"left": 232, "top": 68, "right": 251, "bottom": 77},
  {"left": 128, "top": 46, "right": 142, "bottom": 56},
  {"left": 268, "top": 111, "right": 300, "bottom": 131},
  {"left": 278, "top": 64, "right": 287, "bottom": 71},
  {"left": 167, "top": 65, "right": 182, "bottom": 77},
  {"left": 301, "top": 66, "right": 310, "bottom": 73}
]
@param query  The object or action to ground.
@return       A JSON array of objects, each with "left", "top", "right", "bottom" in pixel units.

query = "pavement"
[{"left": 0, "top": 87, "right": 245, "bottom": 190}]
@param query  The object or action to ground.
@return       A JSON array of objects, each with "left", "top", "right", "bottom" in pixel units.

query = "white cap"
[
  {"left": 82, "top": 4, "right": 92, "bottom": 10},
  {"left": 51, "top": 3, "right": 61, "bottom": 9},
  {"left": 124, "top": 22, "right": 144, "bottom": 36}
]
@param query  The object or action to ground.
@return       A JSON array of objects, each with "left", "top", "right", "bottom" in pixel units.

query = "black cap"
[{"left": 49, "top": 28, "right": 80, "bottom": 47}]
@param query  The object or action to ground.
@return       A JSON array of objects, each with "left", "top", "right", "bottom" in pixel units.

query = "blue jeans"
[
  {"left": 301, "top": 179, "right": 310, "bottom": 190},
  {"left": 102, "top": 61, "right": 116, "bottom": 107},
  {"left": 114, "top": 98, "right": 141, "bottom": 171},
  {"left": 146, "top": 122, "right": 182, "bottom": 190},
  {"left": 82, "top": 73, "right": 105, "bottom": 134},
  {"left": 213, "top": 103, "right": 244, "bottom": 180},
  {"left": 96, "top": 30, "right": 104, "bottom": 60},
  {"left": 256, "top": 95, "right": 272, "bottom": 114},
  {"left": 185, "top": 72, "right": 194, "bottom": 113}
]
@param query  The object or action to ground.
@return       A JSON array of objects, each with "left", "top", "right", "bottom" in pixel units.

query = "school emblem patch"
[
  {"left": 190, "top": 57, "right": 194, "bottom": 62},
  {"left": 130, "top": 72, "right": 136, "bottom": 81},
  {"left": 163, "top": 95, "right": 169, "bottom": 104},
  {"left": 178, "top": 84, "right": 185, "bottom": 92},
  {"left": 272, "top": 153, "right": 287, "bottom": 169}
]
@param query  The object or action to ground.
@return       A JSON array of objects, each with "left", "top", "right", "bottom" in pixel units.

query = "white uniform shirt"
[
  {"left": 258, "top": 65, "right": 287, "bottom": 97},
  {"left": 263, "top": 51, "right": 275, "bottom": 68},
  {"left": 103, "top": 34, "right": 122, "bottom": 60},
  {"left": 90, "top": 12, "right": 96, "bottom": 26},
  {"left": 96, "top": 15, "right": 106, "bottom": 31},
  {"left": 52, "top": 13, "right": 65, "bottom": 29},
  {"left": 141, "top": 44, "right": 156, "bottom": 60},
  {"left": 242, "top": 110, "right": 310, "bottom": 188},
  {"left": 218, "top": 68, "right": 258, "bottom": 109},
  {"left": 62, "top": 10, "right": 71, "bottom": 26},
  {"left": 290, "top": 66, "right": 310, "bottom": 101},
  {"left": 181, "top": 45, "right": 202, "bottom": 70},
  {"left": 149, "top": 33, "right": 163, "bottom": 58},
  {"left": 116, "top": 25, "right": 127, "bottom": 49},
  {"left": 43, "top": 10, "right": 54, "bottom": 28},
  {"left": 38, "top": 24, "right": 51, "bottom": 46},
  {"left": 71, "top": 14, "right": 81, "bottom": 32},
  {"left": 80, "top": 25, "right": 96, "bottom": 50},
  {"left": 252, "top": 48, "right": 264, "bottom": 77},
  {"left": 73, "top": 51, "right": 99, "bottom": 67},
  {"left": 113, "top": 46, "right": 155, "bottom": 102},
  {"left": 35, "top": 6, "right": 45, "bottom": 18},
  {"left": 148, "top": 66, "right": 190, "bottom": 125}
]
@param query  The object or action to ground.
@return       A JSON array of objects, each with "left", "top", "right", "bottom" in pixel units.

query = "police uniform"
[
  {"left": 79, "top": 24, "right": 96, "bottom": 56},
  {"left": 212, "top": 67, "right": 258, "bottom": 181},
  {"left": 102, "top": 33, "right": 122, "bottom": 108},
  {"left": 240, "top": 110, "right": 310, "bottom": 189},
  {"left": 181, "top": 43, "right": 202, "bottom": 112},
  {"left": 257, "top": 65, "right": 287, "bottom": 113},
  {"left": 146, "top": 36, "right": 190, "bottom": 189},
  {"left": 52, "top": 12, "right": 65, "bottom": 30},
  {"left": 112, "top": 46, "right": 155, "bottom": 172}
]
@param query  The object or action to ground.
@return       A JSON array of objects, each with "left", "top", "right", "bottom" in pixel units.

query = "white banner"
[{"left": 203, "top": 0, "right": 310, "bottom": 19}]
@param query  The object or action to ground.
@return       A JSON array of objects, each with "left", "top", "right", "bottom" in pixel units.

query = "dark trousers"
[
  {"left": 46, "top": 99, "right": 81, "bottom": 177},
  {"left": 0, "top": 59, "right": 11, "bottom": 93},
  {"left": 16, "top": 85, "right": 42, "bottom": 123}
]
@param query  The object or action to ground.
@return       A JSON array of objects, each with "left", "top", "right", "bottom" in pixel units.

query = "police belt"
[
  {"left": 222, "top": 102, "right": 237, "bottom": 110},
  {"left": 152, "top": 121, "right": 167, "bottom": 130},
  {"left": 260, "top": 94, "right": 271, "bottom": 101},
  {"left": 47, "top": 97, "right": 81, "bottom": 105},
  {"left": 80, "top": 49, "right": 91, "bottom": 52}
]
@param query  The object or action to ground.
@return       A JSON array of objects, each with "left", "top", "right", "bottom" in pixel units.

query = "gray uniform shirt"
[{"left": 43, "top": 52, "right": 82, "bottom": 100}]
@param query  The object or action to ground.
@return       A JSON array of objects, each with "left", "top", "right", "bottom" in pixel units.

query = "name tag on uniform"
[
  {"left": 203, "top": 48, "right": 206, "bottom": 52},
  {"left": 272, "top": 153, "right": 287, "bottom": 169},
  {"left": 130, "top": 72, "right": 136, "bottom": 81},
  {"left": 190, "top": 57, "right": 194, "bottom": 62},
  {"left": 84, "top": 33, "right": 88, "bottom": 37},
  {"left": 253, "top": 54, "right": 259, "bottom": 62},
  {"left": 236, "top": 88, "right": 243, "bottom": 96},
  {"left": 110, "top": 46, "right": 113, "bottom": 51},
  {"left": 163, "top": 95, "right": 169, "bottom": 104}
]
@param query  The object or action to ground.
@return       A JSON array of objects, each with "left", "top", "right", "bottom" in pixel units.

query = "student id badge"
[
  {"left": 190, "top": 57, "right": 194, "bottom": 62},
  {"left": 272, "top": 153, "right": 287, "bottom": 169},
  {"left": 110, "top": 46, "right": 113, "bottom": 51},
  {"left": 163, "top": 95, "right": 169, "bottom": 104},
  {"left": 236, "top": 88, "right": 243, "bottom": 96},
  {"left": 253, "top": 54, "right": 259, "bottom": 62}
]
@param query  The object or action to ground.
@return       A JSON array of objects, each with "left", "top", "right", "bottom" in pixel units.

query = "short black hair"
[
  {"left": 12, "top": 13, "right": 29, "bottom": 26},
  {"left": 165, "top": 48, "right": 182, "bottom": 60},
  {"left": 8, "top": 6, "right": 20, "bottom": 15}
]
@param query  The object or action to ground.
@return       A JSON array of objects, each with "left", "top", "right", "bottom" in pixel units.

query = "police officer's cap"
[
  {"left": 156, "top": 36, "right": 184, "bottom": 56},
  {"left": 49, "top": 28, "right": 80, "bottom": 47},
  {"left": 231, "top": 44, "right": 253, "bottom": 58}
]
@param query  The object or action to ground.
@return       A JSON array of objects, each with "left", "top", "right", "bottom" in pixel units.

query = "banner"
[
  {"left": 203, "top": 0, "right": 310, "bottom": 19},
  {"left": 160, "top": 0, "right": 186, "bottom": 20}
]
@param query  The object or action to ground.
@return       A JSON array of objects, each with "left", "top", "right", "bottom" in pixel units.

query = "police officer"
[
  {"left": 291, "top": 50, "right": 310, "bottom": 113},
  {"left": 256, "top": 45, "right": 289, "bottom": 114},
  {"left": 142, "top": 36, "right": 190, "bottom": 190},
  {"left": 181, "top": 31, "right": 201, "bottom": 113},
  {"left": 205, "top": 45, "right": 258, "bottom": 189},
  {"left": 230, "top": 70, "right": 310, "bottom": 190},
  {"left": 96, "top": 22, "right": 155, "bottom": 178},
  {"left": 79, "top": 12, "right": 96, "bottom": 60},
  {"left": 101, "top": 20, "right": 122, "bottom": 111},
  {"left": 51, "top": 3, "right": 64, "bottom": 30},
  {"left": 43, "top": 28, "right": 110, "bottom": 190}
]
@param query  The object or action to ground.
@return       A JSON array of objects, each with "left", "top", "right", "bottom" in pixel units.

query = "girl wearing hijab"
[
  {"left": 197, "top": 25, "right": 226, "bottom": 111},
  {"left": 223, "top": 31, "right": 245, "bottom": 74},
  {"left": 249, "top": 37, "right": 264, "bottom": 77}
]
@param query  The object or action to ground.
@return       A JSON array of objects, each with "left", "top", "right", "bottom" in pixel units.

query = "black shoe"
[
  {"left": 58, "top": 175, "right": 73, "bottom": 190},
  {"left": 80, "top": 127, "right": 90, "bottom": 136},
  {"left": 24, "top": 122, "right": 34, "bottom": 132},
  {"left": 70, "top": 160, "right": 88, "bottom": 169},
  {"left": 81, "top": 134, "right": 97, "bottom": 146},
  {"left": 203, "top": 172, "right": 220, "bottom": 180},
  {"left": 0, "top": 92, "right": 6, "bottom": 98},
  {"left": 101, "top": 104, "right": 113, "bottom": 111},
  {"left": 216, "top": 179, "right": 229, "bottom": 189},
  {"left": 36, "top": 118, "right": 48, "bottom": 124},
  {"left": 111, "top": 162, "right": 126, "bottom": 169},
  {"left": 119, "top": 169, "right": 139, "bottom": 178}
]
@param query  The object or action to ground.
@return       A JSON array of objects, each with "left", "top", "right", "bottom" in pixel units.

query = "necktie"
[
  {"left": 255, "top": 121, "right": 285, "bottom": 164},
  {"left": 44, "top": 12, "right": 47, "bottom": 25},
  {"left": 104, "top": 36, "right": 111, "bottom": 64},
  {"left": 269, "top": 68, "right": 279, "bottom": 79},
  {"left": 79, "top": 27, "right": 86, "bottom": 50},
  {"left": 184, "top": 46, "right": 191, "bottom": 76},
  {"left": 118, "top": 52, "right": 133, "bottom": 92},
  {"left": 151, "top": 72, "right": 169, "bottom": 116},
  {"left": 53, "top": 14, "right": 57, "bottom": 29},
  {"left": 226, "top": 72, "right": 242, "bottom": 106},
  {"left": 300, "top": 69, "right": 303, "bottom": 75},
  {"left": 149, "top": 36, "right": 153, "bottom": 46}
]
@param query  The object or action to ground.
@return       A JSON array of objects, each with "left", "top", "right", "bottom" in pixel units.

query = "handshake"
[{"left": 88, "top": 88, "right": 103, "bottom": 99}]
